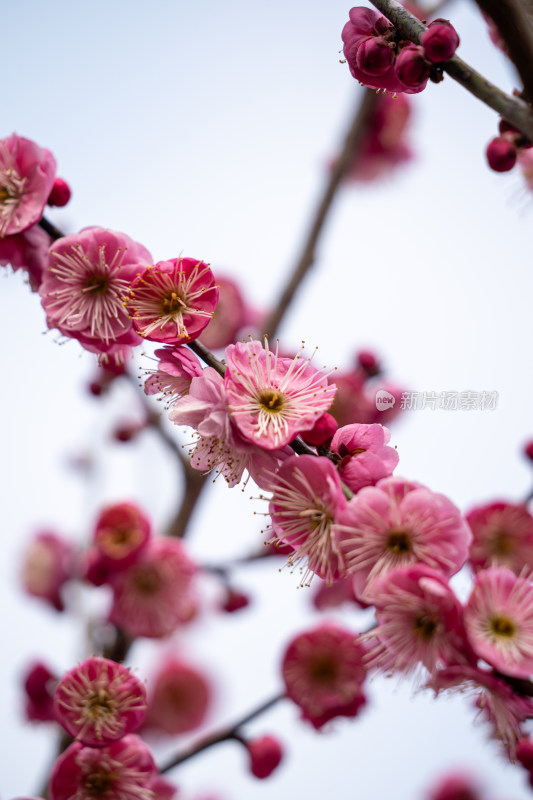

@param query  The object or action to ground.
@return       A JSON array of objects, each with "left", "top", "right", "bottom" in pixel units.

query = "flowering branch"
[
  {"left": 158, "top": 693, "right": 284, "bottom": 773},
  {"left": 262, "top": 88, "right": 379, "bottom": 338},
  {"left": 368, "top": 0, "right": 533, "bottom": 140}
]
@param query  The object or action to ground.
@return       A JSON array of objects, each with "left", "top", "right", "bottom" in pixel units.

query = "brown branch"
[
  {"left": 473, "top": 0, "right": 533, "bottom": 104},
  {"left": 368, "top": 0, "right": 533, "bottom": 140},
  {"left": 262, "top": 88, "right": 380, "bottom": 339},
  {"left": 39, "top": 216, "right": 65, "bottom": 240},
  {"left": 159, "top": 693, "right": 284, "bottom": 773}
]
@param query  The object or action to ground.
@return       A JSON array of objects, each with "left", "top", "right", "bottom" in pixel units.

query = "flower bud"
[
  {"left": 221, "top": 587, "right": 250, "bottom": 613},
  {"left": 47, "top": 177, "right": 72, "bottom": 207},
  {"left": 357, "top": 349, "right": 381, "bottom": 377},
  {"left": 524, "top": 440, "right": 533, "bottom": 462},
  {"left": 394, "top": 45, "right": 431, "bottom": 90},
  {"left": 486, "top": 136, "right": 517, "bottom": 172},
  {"left": 300, "top": 412, "right": 338, "bottom": 447},
  {"left": 355, "top": 36, "right": 394, "bottom": 76},
  {"left": 246, "top": 735, "right": 283, "bottom": 779},
  {"left": 420, "top": 19, "right": 460, "bottom": 63}
]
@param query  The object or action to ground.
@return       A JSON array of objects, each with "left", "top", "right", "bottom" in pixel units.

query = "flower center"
[
  {"left": 309, "top": 655, "right": 338, "bottom": 684},
  {"left": 490, "top": 615, "right": 515, "bottom": 637},
  {"left": 258, "top": 390, "right": 284, "bottom": 413},
  {"left": 86, "top": 689, "right": 115, "bottom": 720},
  {"left": 100, "top": 525, "right": 141, "bottom": 556},
  {"left": 161, "top": 290, "right": 186, "bottom": 315},
  {"left": 85, "top": 274, "right": 109, "bottom": 295},
  {"left": 85, "top": 772, "right": 115, "bottom": 796},
  {"left": 413, "top": 615, "right": 438, "bottom": 639},
  {"left": 489, "top": 529, "right": 513, "bottom": 556},
  {"left": 386, "top": 530, "right": 411, "bottom": 554},
  {"left": 134, "top": 565, "right": 162, "bottom": 594}
]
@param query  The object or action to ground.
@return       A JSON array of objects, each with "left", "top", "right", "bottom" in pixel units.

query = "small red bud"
[
  {"left": 523, "top": 440, "right": 533, "bottom": 462},
  {"left": 394, "top": 44, "right": 431, "bottom": 89},
  {"left": 113, "top": 421, "right": 146, "bottom": 442},
  {"left": 47, "top": 177, "right": 72, "bottom": 207},
  {"left": 246, "top": 735, "right": 283, "bottom": 779},
  {"left": 300, "top": 413, "right": 338, "bottom": 447},
  {"left": 357, "top": 350, "right": 381, "bottom": 377},
  {"left": 221, "top": 588, "right": 250, "bottom": 613},
  {"left": 420, "top": 19, "right": 460, "bottom": 63},
  {"left": 486, "top": 136, "right": 517, "bottom": 172}
]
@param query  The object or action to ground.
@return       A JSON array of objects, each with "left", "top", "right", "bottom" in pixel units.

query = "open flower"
[
  {"left": 54, "top": 657, "right": 147, "bottom": 746},
  {"left": 268, "top": 454, "right": 347, "bottom": 585},
  {"left": 108, "top": 538, "right": 197, "bottom": 638},
  {"left": 127, "top": 257, "right": 218, "bottom": 344},
  {"left": 48, "top": 735, "right": 155, "bottom": 800},
  {"left": 282, "top": 623, "right": 367, "bottom": 729},
  {"left": 466, "top": 501, "right": 533, "bottom": 575},
  {"left": 0, "top": 134, "right": 56, "bottom": 237},
  {"left": 40, "top": 227, "right": 152, "bottom": 359},
  {"left": 144, "top": 344, "right": 203, "bottom": 404},
  {"left": 464, "top": 567, "right": 533, "bottom": 678},
  {"left": 366, "top": 565, "right": 472, "bottom": 676},
  {"left": 143, "top": 656, "right": 211, "bottom": 735},
  {"left": 336, "top": 477, "right": 471, "bottom": 600},
  {"left": 225, "top": 339, "right": 336, "bottom": 450}
]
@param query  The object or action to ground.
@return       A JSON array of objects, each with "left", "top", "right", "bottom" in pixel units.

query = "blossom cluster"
[{"left": 342, "top": 8, "right": 459, "bottom": 94}]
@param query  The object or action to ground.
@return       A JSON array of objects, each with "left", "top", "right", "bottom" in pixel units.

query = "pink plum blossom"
[
  {"left": 54, "top": 657, "right": 147, "bottom": 746},
  {"left": 336, "top": 477, "right": 471, "bottom": 600},
  {"left": 108, "top": 537, "right": 197, "bottom": 638},
  {"left": 0, "top": 223, "right": 51, "bottom": 290},
  {"left": 92, "top": 502, "right": 151, "bottom": 573},
  {"left": 464, "top": 567, "right": 533, "bottom": 679},
  {"left": 40, "top": 227, "right": 152, "bottom": 359},
  {"left": 48, "top": 735, "right": 155, "bottom": 800},
  {"left": 365, "top": 565, "right": 472, "bottom": 676},
  {"left": 0, "top": 134, "right": 56, "bottom": 237},
  {"left": 127, "top": 257, "right": 219, "bottom": 344},
  {"left": 268, "top": 454, "right": 347, "bottom": 585},
  {"left": 143, "top": 656, "right": 211, "bottom": 735},
  {"left": 225, "top": 338, "right": 336, "bottom": 450},
  {"left": 169, "top": 366, "right": 290, "bottom": 488},
  {"left": 466, "top": 501, "right": 533, "bottom": 574},
  {"left": 20, "top": 531, "right": 74, "bottom": 611},
  {"left": 330, "top": 422, "right": 399, "bottom": 493},
  {"left": 281, "top": 623, "right": 367, "bottom": 729},
  {"left": 144, "top": 344, "right": 203, "bottom": 404}
]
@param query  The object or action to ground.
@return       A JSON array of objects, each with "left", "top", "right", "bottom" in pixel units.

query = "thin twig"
[
  {"left": 159, "top": 693, "right": 284, "bottom": 773},
  {"left": 368, "top": 0, "right": 533, "bottom": 140},
  {"left": 262, "top": 89, "right": 380, "bottom": 339},
  {"left": 39, "top": 216, "right": 65, "bottom": 240}
]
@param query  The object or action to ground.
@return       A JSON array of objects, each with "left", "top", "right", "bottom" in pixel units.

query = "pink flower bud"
[
  {"left": 394, "top": 45, "right": 431, "bottom": 90},
  {"left": 517, "top": 738, "right": 533, "bottom": 771},
  {"left": 246, "top": 735, "right": 283, "bottom": 779},
  {"left": 420, "top": 19, "right": 460, "bottom": 63},
  {"left": 486, "top": 136, "right": 517, "bottom": 172},
  {"left": 300, "top": 412, "right": 338, "bottom": 447},
  {"left": 47, "top": 177, "right": 72, "bottom": 207},
  {"left": 355, "top": 36, "right": 394, "bottom": 77},
  {"left": 356, "top": 349, "right": 381, "bottom": 377},
  {"left": 23, "top": 661, "right": 58, "bottom": 722},
  {"left": 524, "top": 440, "right": 533, "bottom": 462},
  {"left": 221, "top": 587, "right": 251, "bottom": 613},
  {"left": 428, "top": 772, "right": 481, "bottom": 800},
  {"left": 113, "top": 420, "right": 147, "bottom": 442}
]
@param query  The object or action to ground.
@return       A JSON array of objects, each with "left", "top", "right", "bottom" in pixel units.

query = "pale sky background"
[{"left": 2, "top": 1, "right": 533, "bottom": 798}]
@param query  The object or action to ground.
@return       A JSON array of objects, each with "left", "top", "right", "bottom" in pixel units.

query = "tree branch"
[
  {"left": 473, "top": 0, "right": 533, "bottom": 104},
  {"left": 158, "top": 693, "right": 284, "bottom": 773},
  {"left": 368, "top": 0, "right": 533, "bottom": 140},
  {"left": 262, "top": 88, "right": 380, "bottom": 339}
]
